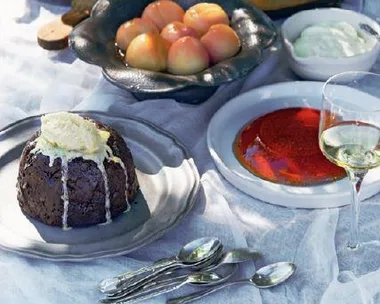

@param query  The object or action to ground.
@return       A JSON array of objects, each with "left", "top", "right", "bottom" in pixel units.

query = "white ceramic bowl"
[{"left": 281, "top": 8, "right": 380, "bottom": 81}]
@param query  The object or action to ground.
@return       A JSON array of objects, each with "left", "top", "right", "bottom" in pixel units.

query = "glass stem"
[{"left": 345, "top": 170, "right": 367, "bottom": 250}]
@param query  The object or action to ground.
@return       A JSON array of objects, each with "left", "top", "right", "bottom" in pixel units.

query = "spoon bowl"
[
  {"left": 201, "top": 248, "right": 260, "bottom": 273},
  {"left": 251, "top": 261, "right": 296, "bottom": 288},
  {"left": 179, "top": 237, "right": 223, "bottom": 264},
  {"left": 191, "top": 264, "right": 238, "bottom": 287},
  {"left": 216, "top": 248, "right": 261, "bottom": 265},
  {"left": 186, "top": 272, "right": 223, "bottom": 285}
]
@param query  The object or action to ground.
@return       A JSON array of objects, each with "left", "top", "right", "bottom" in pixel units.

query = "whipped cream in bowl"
[
  {"left": 293, "top": 21, "right": 376, "bottom": 58},
  {"left": 281, "top": 8, "right": 380, "bottom": 81}
]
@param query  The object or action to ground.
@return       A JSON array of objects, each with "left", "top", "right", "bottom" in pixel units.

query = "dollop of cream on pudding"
[
  {"left": 293, "top": 21, "right": 376, "bottom": 58},
  {"left": 40, "top": 112, "right": 108, "bottom": 152},
  {"left": 32, "top": 112, "right": 112, "bottom": 167}
]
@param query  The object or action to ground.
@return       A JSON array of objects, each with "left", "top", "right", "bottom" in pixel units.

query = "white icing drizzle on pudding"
[
  {"left": 97, "top": 162, "right": 112, "bottom": 225},
  {"left": 30, "top": 112, "right": 131, "bottom": 229},
  {"left": 107, "top": 146, "right": 131, "bottom": 213},
  {"left": 60, "top": 158, "right": 71, "bottom": 231}
]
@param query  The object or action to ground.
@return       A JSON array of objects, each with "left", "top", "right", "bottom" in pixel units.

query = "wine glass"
[{"left": 319, "top": 71, "right": 380, "bottom": 250}]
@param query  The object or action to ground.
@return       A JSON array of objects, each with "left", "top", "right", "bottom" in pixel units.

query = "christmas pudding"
[{"left": 16, "top": 112, "right": 139, "bottom": 229}]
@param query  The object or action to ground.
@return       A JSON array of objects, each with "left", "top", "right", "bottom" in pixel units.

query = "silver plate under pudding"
[{"left": 0, "top": 112, "right": 200, "bottom": 261}]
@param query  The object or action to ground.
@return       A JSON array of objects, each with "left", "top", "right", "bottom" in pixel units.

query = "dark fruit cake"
[{"left": 16, "top": 112, "right": 139, "bottom": 229}]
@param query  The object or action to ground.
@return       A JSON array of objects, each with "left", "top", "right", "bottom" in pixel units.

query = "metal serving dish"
[{"left": 69, "top": 0, "right": 277, "bottom": 104}]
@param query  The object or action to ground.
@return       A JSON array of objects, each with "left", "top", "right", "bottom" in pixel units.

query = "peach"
[
  {"left": 183, "top": 3, "right": 229, "bottom": 37},
  {"left": 201, "top": 24, "right": 240, "bottom": 63},
  {"left": 126, "top": 33, "right": 169, "bottom": 72},
  {"left": 167, "top": 36, "right": 210, "bottom": 75},
  {"left": 115, "top": 18, "right": 158, "bottom": 51},
  {"left": 142, "top": 0, "right": 185, "bottom": 31},
  {"left": 160, "top": 21, "right": 198, "bottom": 43}
]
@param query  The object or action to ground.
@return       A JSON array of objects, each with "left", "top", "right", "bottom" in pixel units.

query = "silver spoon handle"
[
  {"left": 100, "top": 280, "right": 187, "bottom": 304},
  {"left": 99, "top": 259, "right": 179, "bottom": 295},
  {"left": 105, "top": 275, "right": 187, "bottom": 301},
  {"left": 99, "top": 260, "right": 168, "bottom": 293},
  {"left": 166, "top": 279, "right": 251, "bottom": 304}
]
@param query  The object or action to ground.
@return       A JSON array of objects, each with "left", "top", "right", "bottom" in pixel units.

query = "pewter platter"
[
  {"left": 0, "top": 112, "right": 200, "bottom": 261},
  {"left": 69, "top": 0, "right": 277, "bottom": 103}
]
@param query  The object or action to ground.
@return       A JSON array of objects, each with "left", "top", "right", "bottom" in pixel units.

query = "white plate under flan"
[{"left": 207, "top": 81, "right": 380, "bottom": 209}]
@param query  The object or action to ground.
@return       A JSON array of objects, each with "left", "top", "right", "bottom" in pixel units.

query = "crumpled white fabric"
[{"left": 1, "top": 1, "right": 380, "bottom": 303}]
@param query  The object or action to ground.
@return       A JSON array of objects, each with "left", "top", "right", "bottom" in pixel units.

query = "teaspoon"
[
  {"left": 99, "top": 237, "right": 223, "bottom": 295},
  {"left": 167, "top": 261, "right": 296, "bottom": 304}
]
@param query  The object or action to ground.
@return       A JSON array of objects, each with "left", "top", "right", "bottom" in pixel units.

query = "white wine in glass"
[
  {"left": 319, "top": 71, "right": 380, "bottom": 250},
  {"left": 320, "top": 123, "right": 380, "bottom": 170}
]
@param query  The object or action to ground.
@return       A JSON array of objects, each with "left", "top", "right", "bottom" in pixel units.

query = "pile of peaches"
[{"left": 115, "top": 1, "right": 241, "bottom": 75}]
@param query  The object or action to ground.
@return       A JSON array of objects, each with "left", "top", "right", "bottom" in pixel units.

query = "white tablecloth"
[{"left": 2, "top": 1, "right": 380, "bottom": 303}]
